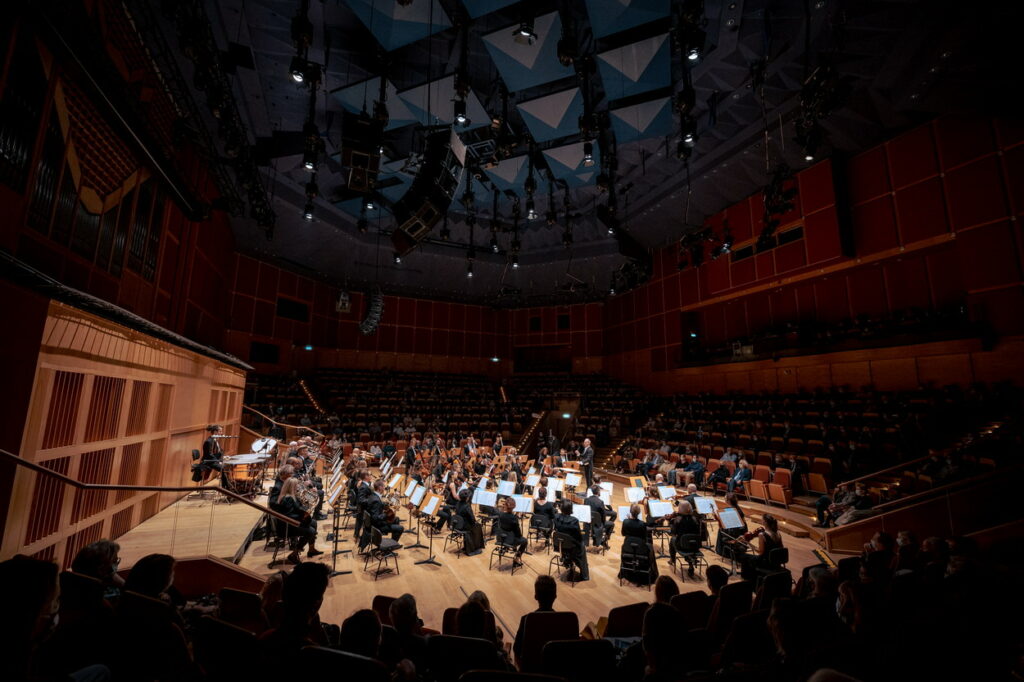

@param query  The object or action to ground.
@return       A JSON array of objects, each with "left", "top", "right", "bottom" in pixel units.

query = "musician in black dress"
[
  {"left": 497, "top": 497, "right": 527, "bottom": 563},
  {"left": 668, "top": 500, "right": 702, "bottom": 577},
  {"left": 277, "top": 477, "right": 322, "bottom": 564},
  {"left": 201, "top": 424, "right": 227, "bottom": 486},
  {"left": 553, "top": 500, "right": 589, "bottom": 581},
  {"left": 433, "top": 475, "right": 463, "bottom": 531},
  {"left": 621, "top": 504, "right": 649, "bottom": 541},
  {"left": 456, "top": 488, "right": 485, "bottom": 555},
  {"left": 739, "top": 514, "right": 785, "bottom": 581},
  {"left": 531, "top": 487, "right": 555, "bottom": 539}
]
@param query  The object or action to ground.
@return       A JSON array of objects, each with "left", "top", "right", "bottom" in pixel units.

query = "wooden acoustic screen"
[{"left": 0, "top": 301, "right": 245, "bottom": 568}]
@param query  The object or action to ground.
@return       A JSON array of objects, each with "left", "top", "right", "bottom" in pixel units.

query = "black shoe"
[
  {"left": 307, "top": 548, "right": 324, "bottom": 558},
  {"left": 285, "top": 552, "right": 301, "bottom": 565}
]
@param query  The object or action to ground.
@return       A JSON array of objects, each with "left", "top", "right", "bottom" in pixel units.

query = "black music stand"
[
  {"left": 405, "top": 506, "right": 428, "bottom": 551},
  {"left": 329, "top": 504, "right": 352, "bottom": 577},
  {"left": 414, "top": 513, "right": 442, "bottom": 567}
]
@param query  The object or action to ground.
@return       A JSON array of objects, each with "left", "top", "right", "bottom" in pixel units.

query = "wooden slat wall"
[{"left": 0, "top": 300, "right": 246, "bottom": 568}]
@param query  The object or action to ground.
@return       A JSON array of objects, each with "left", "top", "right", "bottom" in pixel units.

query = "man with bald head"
[{"left": 580, "top": 438, "right": 595, "bottom": 488}]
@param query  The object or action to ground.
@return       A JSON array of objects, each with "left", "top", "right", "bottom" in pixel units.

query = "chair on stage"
[
  {"left": 300, "top": 646, "right": 388, "bottom": 682},
  {"left": 444, "top": 514, "right": 470, "bottom": 556},
  {"left": 528, "top": 515, "right": 552, "bottom": 552},
  {"left": 618, "top": 535, "right": 656, "bottom": 588},
  {"left": 672, "top": 533, "right": 709, "bottom": 578},
  {"left": 489, "top": 529, "right": 521, "bottom": 574},
  {"left": 548, "top": 532, "right": 582, "bottom": 586},
  {"left": 364, "top": 527, "right": 401, "bottom": 580}
]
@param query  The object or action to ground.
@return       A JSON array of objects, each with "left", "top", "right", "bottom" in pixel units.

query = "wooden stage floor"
[
  {"left": 116, "top": 486, "right": 264, "bottom": 567},
  {"left": 230, "top": 482, "right": 826, "bottom": 640}
]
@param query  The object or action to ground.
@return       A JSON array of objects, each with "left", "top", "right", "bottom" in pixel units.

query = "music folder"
[
  {"left": 473, "top": 489, "right": 498, "bottom": 507},
  {"left": 694, "top": 496, "right": 716, "bottom": 515},
  {"left": 511, "top": 494, "right": 533, "bottom": 513},
  {"left": 648, "top": 500, "right": 673, "bottom": 518},
  {"left": 625, "top": 487, "right": 646, "bottom": 503}
]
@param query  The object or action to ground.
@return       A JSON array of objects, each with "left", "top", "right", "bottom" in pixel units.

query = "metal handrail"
[
  {"left": 0, "top": 447, "right": 300, "bottom": 527},
  {"left": 242, "top": 404, "right": 327, "bottom": 440}
]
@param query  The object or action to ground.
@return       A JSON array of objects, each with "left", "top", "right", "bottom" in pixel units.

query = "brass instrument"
[{"left": 297, "top": 482, "right": 319, "bottom": 512}]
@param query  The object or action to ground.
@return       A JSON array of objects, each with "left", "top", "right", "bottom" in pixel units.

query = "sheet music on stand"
[
  {"left": 572, "top": 504, "right": 592, "bottom": 526},
  {"left": 565, "top": 472, "right": 582, "bottom": 487},
  {"left": 380, "top": 459, "right": 391, "bottom": 477},
  {"left": 328, "top": 485, "right": 345, "bottom": 506},
  {"left": 420, "top": 494, "right": 441, "bottom": 517},
  {"left": 648, "top": 500, "right": 673, "bottom": 518},
  {"left": 476, "top": 476, "right": 490, "bottom": 489},
  {"left": 497, "top": 480, "right": 516, "bottom": 496},
  {"left": 527, "top": 467, "right": 537, "bottom": 475},
  {"left": 549, "top": 478, "right": 565, "bottom": 492},
  {"left": 625, "top": 487, "right": 646, "bottom": 503},
  {"left": 719, "top": 507, "right": 745, "bottom": 529},
  {"left": 657, "top": 485, "right": 677, "bottom": 500},
  {"left": 473, "top": 489, "right": 498, "bottom": 507},
  {"left": 511, "top": 494, "right": 533, "bottom": 513},
  {"left": 694, "top": 496, "right": 716, "bottom": 515},
  {"left": 404, "top": 480, "right": 418, "bottom": 498},
  {"left": 388, "top": 473, "right": 403, "bottom": 489},
  {"left": 599, "top": 481, "right": 614, "bottom": 493},
  {"left": 599, "top": 491, "right": 612, "bottom": 506},
  {"left": 443, "top": 470, "right": 450, "bottom": 483},
  {"left": 618, "top": 505, "right": 642, "bottom": 522},
  {"left": 410, "top": 485, "right": 427, "bottom": 507},
  {"left": 525, "top": 474, "right": 541, "bottom": 487}
]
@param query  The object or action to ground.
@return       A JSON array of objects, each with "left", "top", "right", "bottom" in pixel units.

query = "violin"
[{"left": 740, "top": 527, "right": 766, "bottom": 542}]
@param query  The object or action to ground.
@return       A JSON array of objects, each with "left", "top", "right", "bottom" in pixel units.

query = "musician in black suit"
[
  {"left": 497, "top": 497, "right": 527, "bottom": 562},
  {"left": 553, "top": 500, "right": 589, "bottom": 581},
  {"left": 201, "top": 424, "right": 227, "bottom": 486},
  {"left": 584, "top": 485, "right": 614, "bottom": 548},
  {"left": 580, "top": 438, "right": 595, "bottom": 488},
  {"left": 365, "top": 479, "right": 404, "bottom": 542},
  {"left": 621, "top": 504, "right": 649, "bottom": 541}
]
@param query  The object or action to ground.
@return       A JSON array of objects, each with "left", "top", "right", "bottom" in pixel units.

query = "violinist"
[
  {"left": 667, "top": 500, "right": 701, "bottom": 577},
  {"left": 367, "top": 479, "right": 404, "bottom": 543},
  {"left": 433, "top": 474, "right": 463, "bottom": 531},
  {"left": 737, "top": 514, "right": 785, "bottom": 581},
  {"left": 620, "top": 503, "right": 649, "bottom": 541},
  {"left": 496, "top": 497, "right": 527, "bottom": 564}
]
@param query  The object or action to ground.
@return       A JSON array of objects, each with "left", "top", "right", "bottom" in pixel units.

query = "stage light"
[
  {"left": 467, "top": 261, "right": 474, "bottom": 278},
  {"left": 511, "top": 254, "right": 519, "bottom": 268},
  {"left": 302, "top": 202, "right": 314, "bottom": 221},
  {"left": 582, "top": 141, "right": 594, "bottom": 167},
  {"left": 490, "top": 235, "right": 499, "bottom": 253},
  {"left": 393, "top": 252, "right": 402, "bottom": 264},
  {"left": 687, "top": 46, "right": 700, "bottom": 61},
  {"left": 302, "top": 150, "right": 317, "bottom": 171},
  {"left": 526, "top": 199, "right": 537, "bottom": 220},
  {"left": 304, "top": 345, "right": 313, "bottom": 351},
  {"left": 491, "top": 356, "right": 500, "bottom": 363},
  {"left": 690, "top": 331, "right": 698, "bottom": 338},
  {"left": 290, "top": 56, "right": 306, "bottom": 83},
  {"left": 454, "top": 99, "right": 470, "bottom": 127},
  {"left": 562, "top": 413, "right": 571, "bottom": 419},
  {"left": 607, "top": 223, "right": 616, "bottom": 235},
  {"left": 514, "top": 21, "right": 537, "bottom": 45},
  {"left": 364, "top": 196, "right": 375, "bottom": 211},
  {"left": 610, "top": 286, "right": 616, "bottom": 295}
]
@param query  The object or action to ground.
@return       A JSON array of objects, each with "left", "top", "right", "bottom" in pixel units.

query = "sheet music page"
[
  {"left": 658, "top": 486, "right": 677, "bottom": 500},
  {"left": 648, "top": 500, "right": 673, "bottom": 518},
  {"left": 599, "top": 481, "right": 614, "bottom": 493},
  {"left": 475, "top": 490, "right": 497, "bottom": 507},
  {"left": 443, "top": 471, "right": 450, "bottom": 483},
  {"left": 572, "top": 504, "right": 592, "bottom": 525},
  {"left": 549, "top": 478, "right": 565, "bottom": 492},
  {"left": 410, "top": 485, "right": 426, "bottom": 507},
  {"left": 389, "top": 473, "right": 403, "bottom": 489},
  {"left": 618, "top": 506, "right": 642, "bottom": 522},
  {"left": 477, "top": 476, "right": 489, "bottom": 489},
  {"left": 527, "top": 467, "right": 537, "bottom": 475},
  {"left": 719, "top": 507, "right": 745, "bottom": 529},
  {"left": 525, "top": 474, "right": 541, "bottom": 487},
  {"left": 565, "top": 473, "right": 582, "bottom": 487},
  {"left": 497, "top": 480, "right": 516, "bottom": 496},
  {"left": 404, "top": 480, "right": 418, "bottom": 497},
  {"left": 599, "top": 491, "right": 612, "bottom": 506},
  {"left": 512, "top": 494, "right": 533, "bottom": 513},
  {"left": 421, "top": 496, "right": 440, "bottom": 516},
  {"left": 625, "top": 487, "right": 646, "bottom": 503},
  {"left": 695, "top": 497, "right": 716, "bottom": 514}
]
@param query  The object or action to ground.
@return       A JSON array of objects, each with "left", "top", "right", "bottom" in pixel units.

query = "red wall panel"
[
  {"left": 804, "top": 205, "right": 842, "bottom": 264},
  {"left": 847, "top": 265, "right": 888, "bottom": 317},
  {"left": 957, "top": 222, "right": 1021, "bottom": 292},
  {"left": 798, "top": 160, "right": 835, "bottom": 215},
  {"left": 944, "top": 157, "right": 1009, "bottom": 230},
  {"left": 848, "top": 146, "right": 890, "bottom": 204},
  {"left": 935, "top": 115, "right": 996, "bottom": 170},
  {"left": 886, "top": 124, "right": 938, "bottom": 189},
  {"left": 894, "top": 177, "right": 948, "bottom": 243},
  {"left": 852, "top": 196, "right": 899, "bottom": 256},
  {"left": 884, "top": 257, "right": 932, "bottom": 311}
]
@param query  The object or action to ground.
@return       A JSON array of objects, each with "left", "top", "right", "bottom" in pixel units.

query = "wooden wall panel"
[
  {"left": 866, "top": 358, "right": 917, "bottom": 392},
  {"left": 1, "top": 301, "right": 245, "bottom": 567}
]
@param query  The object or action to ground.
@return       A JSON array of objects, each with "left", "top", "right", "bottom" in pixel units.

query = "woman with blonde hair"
[{"left": 277, "top": 477, "right": 322, "bottom": 563}]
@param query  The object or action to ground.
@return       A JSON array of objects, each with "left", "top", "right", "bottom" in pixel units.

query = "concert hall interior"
[{"left": 2, "top": 1, "right": 1023, "bottom": 681}]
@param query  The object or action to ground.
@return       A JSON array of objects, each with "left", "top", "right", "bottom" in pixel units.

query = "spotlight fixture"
[
  {"left": 467, "top": 261, "right": 474, "bottom": 278},
  {"left": 582, "top": 141, "right": 594, "bottom": 167},
  {"left": 609, "top": 286, "right": 616, "bottom": 295},
  {"left": 303, "top": 202, "right": 314, "bottom": 221},
  {"left": 290, "top": 56, "right": 306, "bottom": 83},
  {"left": 490, "top": 235, "right": 499, "bottom": 253},
  {"left": 393, "top": 252, "right": 402, "bottom": 264},
  {"left": 687, "top": 46, "right": 700, "bottom": 61},
  {"left": 607, "top": 223, "right": 616, "bottom": 236},
  {"left": 526, "top": 199, "right": 537, "bottom": 220},
  {"left": 511, "top": 254, "right": 519, "bottom": 268},
  {"left": 453, "top": 99, "right": 470, "bottom": 127},
  {"left": 364, "top": 196, "right": 375, "bottom": 211},
  {"left": 302, "top": 150, "right": 317, "bottom": 171},
  {"left": 514, "top": 21, "right": 537, "bottom": 46}
]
